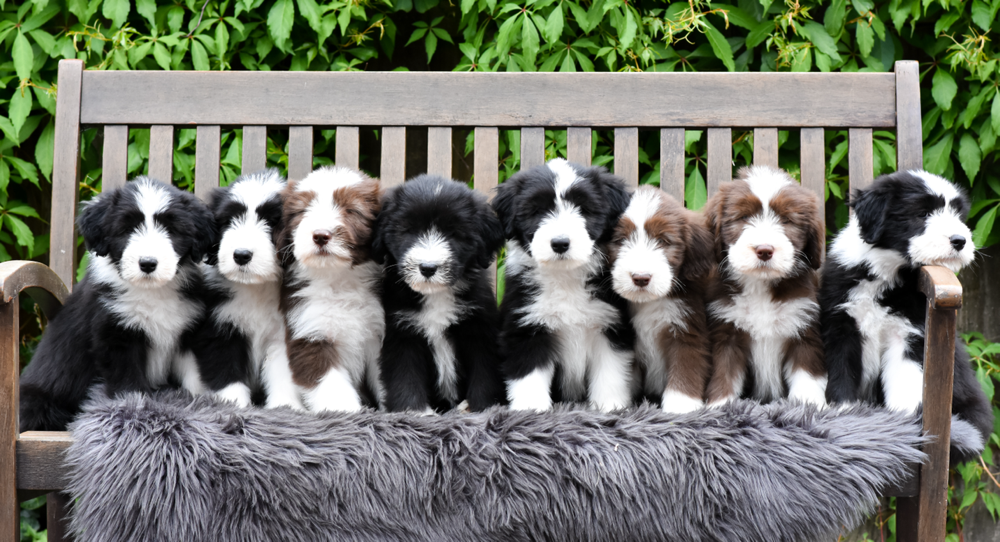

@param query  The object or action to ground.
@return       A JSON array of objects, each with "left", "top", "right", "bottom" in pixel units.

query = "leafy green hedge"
[{"left": 4, "top": 0, "right": 1000, "bottom": 537}]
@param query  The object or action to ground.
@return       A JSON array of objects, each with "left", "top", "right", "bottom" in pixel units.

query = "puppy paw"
[
  {"left": 215, "top": 383, "right": 253, "bottom": 408},
  {"left": 661, "top": 390, "right": 704, "bottom": 414}
]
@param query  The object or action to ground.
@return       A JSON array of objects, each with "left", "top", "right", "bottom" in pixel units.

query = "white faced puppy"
[
  {"left": 373, "top": 175, "right": 506, "bottom": 412},
  {"left": 19, "top": 178, "right": 214, "bottom": 431},
  {"left": 608, "top": 186, "right": 715, "bottom": 413},
  {"left": 492, "top": 158, "right": 634, "bottom": 412},
  {"left": 821, "top": 170, "right": 991, "bottom": 463},
  {"left": 702, "top": 166, "right": 827, "bottom": 407},
  {"left": 191, "top": 169, "right": 302, "bottom": 409},
  {"left": 277, "top": 166, "right": 384, "bottom": 412}
]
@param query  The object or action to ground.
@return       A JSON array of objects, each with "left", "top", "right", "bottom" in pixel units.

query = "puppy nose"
[
  {"left": 233, "top": 249, "right": 253, "bottom": 265},
  {"left": 755, "top": 245, "right": 774, "bottom": 261},
  {"left": 950, "top": 235, "right": 966, "bottom": 251},
  {"left": 139, "top": 257, "right": 158, "bottom": 274},
  {"left": 551, "top": 236, "right": 570, "bottom": 254},
  {"left": 631, "top": 273, "right": 651, "bottom": 287},
  {"left": 313, "top": 230, "right": 332, "bottom": 246},
  {"left": 419, "top": 263, "right": 438, "bottom": 278}
]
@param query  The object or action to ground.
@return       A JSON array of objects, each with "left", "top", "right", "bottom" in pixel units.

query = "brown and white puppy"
[
  {"left": 277, "top": 166, "right": 384, "bottom": 412},
  {"left": 703, "top": 166, "right": 826, "bottom": 407},
  {"left": 609, "top": 186, "right": 714, "bottom": 414}
]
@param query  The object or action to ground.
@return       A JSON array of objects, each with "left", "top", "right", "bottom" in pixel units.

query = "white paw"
[
  {"left": 661, "top": 390, "right": 704, "bottom": 414},
  {"left": 215, "top": 383, "right": 253, "bottom": 408},
  {"left": 787, "top": 370, "right": 828, "bottom": 409},
  {"left": 265, "top": 390, "right": 305, "bottom": 411},
  {"left": 591, "top": 398, "right": 629, "bottom": 413},
  {"left": 307, "top": 393, "right": 363, "bottom": 413},
  {"left": 507, "top": 367, "right": 554, "bottom": 411},
  {"left": 706, "top": 395, "right": 735, "bottom": 409},
  {"left": 509, "top": 394, "right": 553, "bottom": 412}
]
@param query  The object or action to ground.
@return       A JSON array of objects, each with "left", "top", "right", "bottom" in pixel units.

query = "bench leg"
[
  {"left": 47, "top": 492, "right": 73, "bottom": 541},
  {"left": 1, "top": 300, "right": 19, "bottom": 540}
]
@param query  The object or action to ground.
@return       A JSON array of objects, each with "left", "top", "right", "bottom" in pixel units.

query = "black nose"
[
  {"left": 631, "top": 273, "right": 651, "bottom": 287},
  {"left": 755, "top": 245, "right": 774, "bottom": 261},
  {"left": 313, "top": 230, "right": 332, "bottom": 246},
  {"left": 551, "top": 236, "right": 570, "bottom": 254},
  {"left": 419, "top": 263, "right": 438, "bottom": 278},
  {"left": 950, "top": 235, "right": 966, "bottom": 251},
  {"left": 139, "top": 257, "right": 158, "bottom": 274},
  {"left": 233, "top": 249, "right": 253, "bottom": 265}
]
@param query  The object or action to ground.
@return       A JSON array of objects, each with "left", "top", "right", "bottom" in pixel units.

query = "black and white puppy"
[
  {"left": 191, "top": 169, "right": 302, "bottom": 409},
  {"left": 493, "top": 158, "right": 634, "bottom": 412},
  {"left": 373, "top": 175, "right": 506, "bottom": 412},
  {"left": 19, "top": 178, "right": 214, "bottom": 431},
  {"left": 821, "top": 170, "right": 992, "bottom": 462}
]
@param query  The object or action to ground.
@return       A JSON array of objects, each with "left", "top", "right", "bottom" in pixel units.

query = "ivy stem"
[
  {"left": 979, "top": 455, "right": 1000, "bottom": 490},
  {"left": 188, "top": 0, "right": 211, "bottom": 38}
]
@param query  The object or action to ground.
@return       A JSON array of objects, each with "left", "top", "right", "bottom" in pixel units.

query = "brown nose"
[
  {"left": 755, "top": 245, "right": 774, "bottom": 261},
  {"left": 631, "top": 273, "right": 651, "bottom": 287},
  {"left": 313, "top": 230, "right": 332, "bottom": 246}
]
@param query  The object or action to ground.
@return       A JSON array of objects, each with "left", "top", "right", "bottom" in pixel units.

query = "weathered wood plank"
[
  {"left": 101, "top": 125, "right": 129, "bottom": 192},
  {"left": 51, "top": 59, "right": 84, "bottom": 290},
  {"left": 148, "top": 125, "right": 174, "bottom": 183},
  {"left": 753, "top": 128, "right": 778, "bottom": 168},
  {"left": 288, "top": 126, "right": 314, "bottom": 182},
  {"left": 15, "top": 432, "right": 70, "bottom": 491},
  {"left": 521, "top": 128, "right": 545, "bottom": 169},
  {"left": 195, "top": 125, "right": 221, "bottom": 200},
  {"left": 1, "top": 301, "right": 18, "bottom": 540},
  {"left": 660, "top": 129, "right": 685, "bottom": 205},
  {"left": 242, "top": 126, "right": 267, "bottom": 175},
  {"left": 46, "top": 492, "right": 71, "bottom": 542},
  {"left": 567, "top": 128, "right": 591, "bottom": 166},
  {"left": 614, "top": 127, "right": 639, "bottom": 189},
  {"left": 849, "top": 128, "right": 874, "bottom": 193},
  {"left": 895, "top": 61, "right": 923, "bottom": 172},
  {"left": 79, "top": 72, "right": 898, "bottom": 128},
  {"left": 707, "top": 128, "right": 732, "bottom": 197},
  {"left": 427, "top": 127, "right": 452, "bottom": 178},
  {"left": 800, "top": 128, "right": 826, "bottom": 230},
  {"left": 474, "top": 127, "right": 500, "bottom": 293},
  {"left": 380, "top": 127, "right": 406, "bottom": 188},
  {"left": 335, "top": 126, "right": 359, "bottom": 171}
]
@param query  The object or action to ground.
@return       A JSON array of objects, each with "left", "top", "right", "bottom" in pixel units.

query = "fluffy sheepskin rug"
[{"left": 64, "top": 392, "right": 926, "bottom": 542}]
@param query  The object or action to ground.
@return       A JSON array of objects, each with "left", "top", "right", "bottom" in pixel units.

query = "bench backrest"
[{"left": 50, "top": 60, "right": 922, "bottom": 290}]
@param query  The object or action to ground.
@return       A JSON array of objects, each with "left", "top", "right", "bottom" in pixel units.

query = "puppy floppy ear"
[
  {"left": 370, "top": 186, "right": 396, "bottom": 265},
  {"left": 76, "top": 192, "right": 115, "bottom": 257},
  {"left": 597, "top": 169, "right": 631, "bottom": 227},
  {"left": 178, "top": 189, "right": 217, "bottom": 263},
  {"left": 803, "top": 194, "right": 826, "bottom": 270},
  {"left": 701, "top": 186, "right": 728, "bottom": 262},
  {"left": 204, "top": 186, "right": 231, "bottom": 266},
  {"left": 476, "top": 202, "right": 505, "bottom": 269},
  {"left": 849, "top": 184, "right": 890, "bottom": 246},
  {"left": 491, "top": 175, "right": 521, "bottom": 240},
  {"left": 681, "top": 211, "right": 716, "bottom": 282}
]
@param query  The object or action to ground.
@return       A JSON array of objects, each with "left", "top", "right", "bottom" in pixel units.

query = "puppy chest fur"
[{"left": 398, "top": 289, "right": 467, "bottom": 402}]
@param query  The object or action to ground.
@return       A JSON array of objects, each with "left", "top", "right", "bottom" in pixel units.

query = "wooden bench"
[{"left": 0, "top": 58, "right": 961, "bottom": 542}]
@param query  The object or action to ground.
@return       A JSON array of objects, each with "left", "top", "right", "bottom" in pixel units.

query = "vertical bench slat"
[
  {"left": 51, "top": 59, "right": 84, "bottom": 289},
  {"left": 427, "top": 127, "right": 453, "bottom": 178},
  {"left": 334, "top": 126, "right": 359, "bottom": 171},
  {"left": 753, "top": 128, "right": 779, "bottom": 168},
  {"left": 800, "top": 128, "right": 826, "bottom": 230},
  {"left": 148, "top": 125, "right": 174, "bottom": 183},
  {"left": 194, "top": 125, "right": 221, "bottom": 200},
  {"left": 520, "top": 128, "right": 545, "bottom": 169},
  {"left": 567, "top": 127, "right": 591, "bottom": 166},
  {"left": 0, "top": 296, "right": 17, "bottom": 540},
  {"left": 849, "top": 128, "right": 874, "bottom": 193},
  {"left": 660, "top": 128, "right": 685, "bottom": 204},
  {"left": 102, "top": 125, "right": 129, "bottom": 193},
  {"left": 474, "top": 127, "right": 500, "bottom": 293},
  {"left": 614, "top": 127, "right": 639, "bottom": 189},
  {"left": 288, "top": 126, "right": 314, "bottom": 182},
  {"left": 895, "top": 61, "right": 923, "bottom": 172},
  {"left": 241, "top": 126, "right": 267, "bottom": 175},
  {"left": 380, "top": 127, "right": 406, "bottom": 188},
  {"left": 707, "top": 128, "right": 732, "bottom": 197}
]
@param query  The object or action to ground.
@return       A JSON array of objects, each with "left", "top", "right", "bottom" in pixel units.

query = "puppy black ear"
[
  {"left": 681, "top": 211, "right": 716, "bottom": 282},
  {"left": 598, "top": 170, "right": 631, "bottom": 227},
  {"left": 180, "top": 190, "right": 217, "bottom": 263},
  {"left": 76, "top": 192, "right": 114, "bottom": 257},
  {"left": 491, "top": 174, "right": 521, "bottom": 240},
  {"left": 476, "top": 203, "right": 505, "bottom": 269},
  {"left": 204, "top": 186, "right": 231, "bottom": 266},
  {"left": 370, "top": 187, "right": 395, "bottom": 265},
  {"left": 849, "top": 185, "right": 889, "bottom": 246},
  {"left": 701, "top": 186, "right": 728, "bottom": 262}
]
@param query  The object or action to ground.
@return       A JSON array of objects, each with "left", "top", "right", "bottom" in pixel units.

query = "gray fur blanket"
[{"left": 65, "top": 392, "right": 927, "bottom": 542}]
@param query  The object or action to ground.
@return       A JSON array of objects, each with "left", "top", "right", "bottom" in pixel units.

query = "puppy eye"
[{"left": 346, "top": 208, "right": 362, "bottom": 217}]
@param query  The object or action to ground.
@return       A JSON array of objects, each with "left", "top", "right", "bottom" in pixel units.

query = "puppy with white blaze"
[
  {"left": 609, "top": 186, "right": 715, "bottom": 413},
  {"left": 278, "top": 166, "right": 384, "bottom": 412},
  {"left": 821, "top": 170, "right": 992, "bottom": 463},
  {"left": 19, "top": 178, "right": 215, "bottom": 431},
  {"left": 191, "top": 169, "right": 302, "bottom": 409},
  {"left": 492, "top": 158, "right": 634, "bottom": 412},
  {"left": 373, "top": 175, "right": 506, "bottom": 412},
  {"left": 703, "top": 166, "right": 827, "bottom": 407}
]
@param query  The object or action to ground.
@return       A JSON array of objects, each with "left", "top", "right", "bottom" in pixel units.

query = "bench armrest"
[
  {"left": 0, "top": 261, "right": 70, "bottom": 317},
  {"left": 918, "top": 265, "right": 962, "bottom": 310}
]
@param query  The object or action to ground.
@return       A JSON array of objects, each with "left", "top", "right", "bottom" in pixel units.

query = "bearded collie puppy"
[
  {"left": 19, "top": 178, "right": 214, "bottom": 431},
  {"left": 190, "top": 169, "right": 302, "bottom": 409},
  {"left": 609, "top": 186, "right": 715, "bottom": 413},
  {"left": 372, "top": 175, "right": 506, "bottom": 412},
  {"left": 821, "top": 170, "right": 992, "bottom": 462},
  {"left": 277, "top": 166, "right": 384, "bottom": 412},
  {"left": 703, "top": 166, "right": 827, "bottom": 407},
  {"left": 492, "top": 158, "right": 634, "bottom": 412}
]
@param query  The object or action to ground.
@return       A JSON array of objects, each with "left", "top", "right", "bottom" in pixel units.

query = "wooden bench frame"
[{"left": 0, "top": 58, "right": 963, "bottom": 542}]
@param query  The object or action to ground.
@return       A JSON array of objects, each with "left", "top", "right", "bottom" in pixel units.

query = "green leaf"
[
  {"left": 855, "top": 21, "right": 873, "bottom": 58},
  {"left": 153, "top": 42, "right": 172, "bottom": 70},
  {"left": 853, "top": 0, "right": 874, "bottom": 12},
  {"left": 746, "top": 20, "right": 773, "bottom": 48},
  {"left": 992, "top": 90, "right": 1000, "bottom": 134},
  {"left": 960, "top": 488, "right": 980, "bottom": 510},
  {"left": 959, "top": 133, "right": 983, "bottom": 182},
  {"left": 934, "top": 10, "right": 961, "bottom": 35},
  {"left": 568, "top": 1, "right": 596, "bottom": 33},
  {"left": 932, "top": 68, "right": 958, "bottom": 111},
  {"left": 7, "top": 157, "right": 39, "bottom": 186},
  {"left": 35, "top": 120, "right": 54, "bottom": 181},
  {"left": 973, "top": 204, "right": 997, "bottom": 250},
  {"left": 21, "top": 4, "right": 60, "bottom": 33},
  {"left": 6, "top": 205, "right": 40, "bottom": 219},
  {"left": 460, "top": 0, "right": 475, "bottom": 13},
  {"left": 544, "top": 4, "right": 564, "bottom": 43},
  {"left": 298, "top": 0, "right": 323, "bottom": 33},
  {"left": 267, "top": 0, "right": 295, "bottom": 52},
  {"left": 559, "top": 51, "right": 575, "bottom": 71},
  {"left": 191, "top": 40, "right": 210, "bottom": 70},
  {"left": 425, "top": 31, "right": 438, "bottom": 63},
  {"left": 521, "top": 15, "right": 540, "bottom": 69},
  {"left": 703, "top": 20, "right": 735, "bottom": 71},
  {"left": 923, "top": 133, "right": 954, "bottom": 175},
  {"left": 972, "top": 0, "right": 992, "bottom": 30},
  {"left": 9, "top": 87, "right": 32, "bottom": 137},
  {"left": 620, "top": 8, "right": 637, "bottom": 49},
  {"left": 12, "top": 32, "right": 33, "bottom": 81},
  {"left": 685, "top": 166, "right": 708, "bottom": 210},
  {"left": 790, "top": 46, "right": 811, "bottom": 72},
  {"left": 801, "top": 21, "right": 842, "bottom": 63},
  {"left": 102, "top": 0, "right": 130, "bottom": 29},
  {"left": 136, "top": 0, "right": 157, "bottom": 28},
  {"left": 978, "top": 364, "right": 996, "bottom": 398},
  {"left": 3, "top": 214, "right": 33, "bottom": 254},
  {"left": 0, "top": 162, "right": 8, "bottom": 193},
  {"left": 710, "top": 4, "right": 757, "bottom": 30},
  {"left": 825, "top": 0, "right": 847, "bottom": 35}
]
